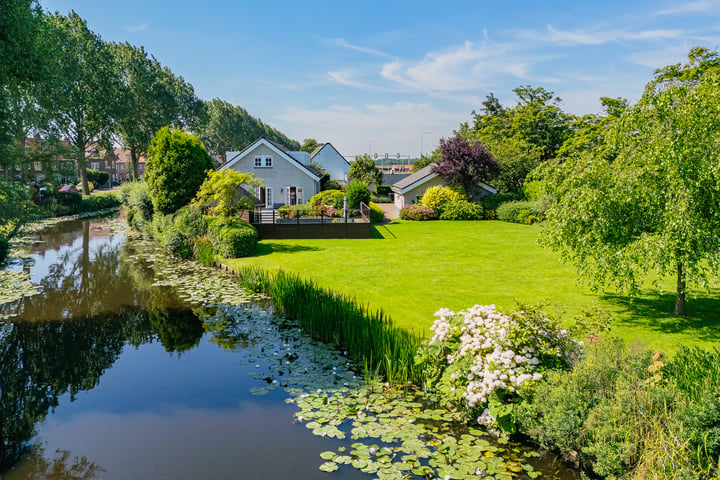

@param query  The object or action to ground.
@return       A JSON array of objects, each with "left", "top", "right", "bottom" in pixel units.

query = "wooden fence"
[{"left": 250, "top": 204, "right": 372, "bottom": 240}]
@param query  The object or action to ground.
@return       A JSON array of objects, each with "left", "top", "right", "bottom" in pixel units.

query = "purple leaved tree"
[{"left": 432, "top": 135, "right": 499, "bottom": 197}]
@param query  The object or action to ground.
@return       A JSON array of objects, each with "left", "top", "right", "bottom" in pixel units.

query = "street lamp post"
[{"left": 420, "top": 131, "right": 432, "bottom": 168}]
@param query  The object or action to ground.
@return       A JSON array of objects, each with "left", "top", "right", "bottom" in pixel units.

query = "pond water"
[{"left": 0, "top": 215, "right": 578, "bottom": 480}]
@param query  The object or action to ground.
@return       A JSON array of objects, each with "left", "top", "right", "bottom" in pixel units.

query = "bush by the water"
[
  {"left": 119, "top": 181, "right": 153, "bottom": 229},
  {"left": 515, "top": 339, "right": 720, "bottom": 479},
  {"left": 438, "top": 199, "right": 483, "bottom": 220},
  {"left": 42, "top": 191, "right": 120, "bottom": 218},
  {"left": 208, "top": 218, "right": 258, "bottom": 258},
  {"left": 0, "top": 234, "right": 8, "bottom": 264},
  {"left": 399, "top": 204, "right": 436, "bottom": 221}
]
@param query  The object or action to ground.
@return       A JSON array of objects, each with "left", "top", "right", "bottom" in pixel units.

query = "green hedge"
[
  {"left": 496, "top": 199, "right": 543, "bottom": 224},
  {"left": 438, "top": 199, "right": 484, "bottom": 220},
  {"left": 208, "top": 218, "right": 258, "bottom": 258},
  {"left": 368, "top": 201, "right": 385, "bottom": 223},
  {"left": 0, "top": 234, "right": 8, "bottom": 264},
  {"left": 399, "top": 204, "right": 436, "bottom": 221}
]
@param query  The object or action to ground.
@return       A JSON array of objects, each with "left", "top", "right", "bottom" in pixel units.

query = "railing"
[{"left": 249, "top": 206, "right": 371, "bottom": 240}]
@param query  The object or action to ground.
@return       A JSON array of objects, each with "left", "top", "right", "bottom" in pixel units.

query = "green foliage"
[
  {"left": 438, "top": 199, "right": 483, "bottom": 220},
  {"left": 479, "top": 193, "right": 523, "bottom": 219},
  {"left": 277, "top": 204, "right": 322, "bottom": 219},
  {"left": 0, "top": 234, "right": 8, "bottom": 264},
  {"left": 300, "top": 138, "right": 318, "bottom": 153},
  {"left": 0, "top": 179, "right": 32, "bottom": 232},
  {"left": 368, "top": 201, "right": 384, "bottom": 223},
  {"left": 419, "top": 185, "right": 466, "bottom": 215},
  {"left": 496, "top": 199, "right": 546, "bottom": 224},
  {"left": 197, "top": 98, "right": 299, "bottom": 157},
  {"left": 119, "top": 181, "right": 153, "bottom": 227},
  {"left": 173, "top": 204, "right": 208, "bottom": 238},
  {"left": 376, "top": 185, "right": 392, "bottom": 196},
  {"left": 193, "top": 235, "right": 214, "bottom": 266},
  {"left": 349, "top": 155, "right": 383, "bottom": 186},
  {"left": 193, "top": 169, "right": 261, "bottom": 217},
  {"left": 86, "top": 168, "right": 109, "bottom": 186},
  {"left": 345, "top": 180, "right": 370, "bottom": 209},
  {"left": 399, "top": 205, "right": 436, "bottom": 221},
  {"left": 308, "top": 189, "right": 345, "bottom": 210},
  {"left": 535, "top": 55, "right": 720, "bottom": 316},
  {"left": 145, "top": 126, "right": 213, "bottom": 215},
  {"left": 208, "top": 217, "right": 258, "bottom": 258},
  {"left": 41, "top": 191, "right": 119, "bottom": 218}
]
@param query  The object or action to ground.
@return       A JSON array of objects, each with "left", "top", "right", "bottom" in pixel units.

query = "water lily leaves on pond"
[{"left": 318, "top": 461, "right": 338, "bottom": 472}]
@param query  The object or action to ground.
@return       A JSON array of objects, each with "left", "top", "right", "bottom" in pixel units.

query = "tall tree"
[
  {"left": 433, "top": 135, "right": 499, "bottom": 197},
  {"left": 348, "top": 154, "right": 382, "bottom": 186},
  {"left": 300, "top": 138, "right": 319, "bottom": 153},
  {"left": 111, "top": 42, "right": 202, "bottom": 180},
  {"left": 41, "top": 11, "right": 119, "bottom": 194},
  {"left": 535, "top": 50, "right": 720, "bottom": 316}
]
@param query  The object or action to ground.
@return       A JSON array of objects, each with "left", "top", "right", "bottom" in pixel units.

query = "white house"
[
  {"left": 391, "top": 163, "right": 497, "bottom": 211},
  {"left": 310, "top": 143, "right": 350, "bottom": 184},
  {"left": 222, "top": 138, "right": 323, "bottom": 209}
]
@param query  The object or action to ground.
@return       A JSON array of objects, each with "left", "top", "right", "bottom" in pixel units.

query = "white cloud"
[
  {"left": 276, "top": 102, "right": 464, "bottom": 158},
  {"left": 539, "top": 25, "right": 683, "bottom": 46},
  {"left": 380, "top": 41, "right": 532, "bottom": 93},
  {"left": 655, "top": 1, "right": 720, "bottom": 15},
  {"left": 327, "top": 70, "right": 370, "bottom": 88},
  {"left": 318, "top": 37, "right": 391, "bottom": 58},
  {"left": 125, "top": 23, "right": 148, "bottom": 33}
]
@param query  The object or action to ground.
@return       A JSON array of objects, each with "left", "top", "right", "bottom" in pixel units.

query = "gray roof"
[{"left": 392, "top": 163, "right": 437, "bottom": 190}]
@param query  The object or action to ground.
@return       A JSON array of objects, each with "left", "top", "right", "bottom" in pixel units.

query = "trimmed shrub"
[
  {"left": 346, "top": 180, "right": 370, "bottom": 209},
  {"left": 208, "top": 218, "right": 258, "bottom": 258},
  {"left": 277, "top": 204, "right": 322, "bottom": 219},
  {"left": 399, "top": 204, "right": 436, "bottom": 221},
  {"left": 51, "top": 190, "right": 82, "bottom": 208},
  {"left": 376, "top": 185, "right": 392, "bottom": 196},
  {"left": 420, "top": 186, "right": 466, "bottom": 215},
  {"left": 438, "top": 199, "right": 483, "bottom": 220},
  {"left": 308, "top": 189, "right": 345, "bottom": 210},
  {"left": 496, "top": 200, "right": 543, "bottom": 224},
  {"left": 480, "top": 193, "right": 523, "bottom": 219},
  {"left": 368, "top": 201, "right": 385, "bottom": 223}
]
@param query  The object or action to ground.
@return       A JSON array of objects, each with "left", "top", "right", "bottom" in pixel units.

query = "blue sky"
[{"left": 40, "top": 0, "right": 720, "bottom": 159}]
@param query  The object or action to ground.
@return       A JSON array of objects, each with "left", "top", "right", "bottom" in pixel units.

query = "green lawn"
[{"left": 224, "top": 220, "right": 719, "bottom": 354}]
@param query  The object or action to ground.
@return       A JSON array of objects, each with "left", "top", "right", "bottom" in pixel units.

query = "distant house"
[
  {"left": 391, "top": 163, "right": 497, "bottom": 212},
  {"left": 114, "top": 148, "right": 146, "bottom": 181},
  {"left": 222, "top": 138, "right": 324, "bottom": 209},
  {"left": 310, "top": 143, "right": 350, "bottom": 184}
]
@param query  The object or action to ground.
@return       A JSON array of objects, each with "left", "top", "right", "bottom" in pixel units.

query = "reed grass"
[{"left": 233, "top": 266, "right": 424, "bottom": 385}]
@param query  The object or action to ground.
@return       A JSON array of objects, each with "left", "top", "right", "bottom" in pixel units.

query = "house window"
[
  {"left": 265, "top": 187, "right": 273, "bottom": 207},
  {"left": 33, "top": 161, "right": 42, "bottom": 171},
  {"left": 90, "top": 162, "right": 100, "bottom": 170},
  {"left": 264, "top": 156, "right": 272, "bottom": 167},
  {"left": 297, "top": 186, "right": 303, "bottom": 204},
  {"left": 254, "top": 156, "right": 262, "bottom": 167}
]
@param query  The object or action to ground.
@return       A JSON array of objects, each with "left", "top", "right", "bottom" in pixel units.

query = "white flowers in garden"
[{"left": 429, "top": 304, "right": 582, "bottom": 426}]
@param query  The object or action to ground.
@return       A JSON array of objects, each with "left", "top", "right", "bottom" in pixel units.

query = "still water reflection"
[{"left": 0, "top": 217, "right": 368, "bottom": 479}]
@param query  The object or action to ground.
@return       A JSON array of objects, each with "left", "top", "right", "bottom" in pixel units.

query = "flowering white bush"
[{"left": 426, "top": 304, "right": 583, "bottom": 430}]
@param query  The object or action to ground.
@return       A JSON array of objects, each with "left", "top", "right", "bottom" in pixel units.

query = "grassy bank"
[{"left": 223, "top": 220, "right": 719, "bottom": 354}]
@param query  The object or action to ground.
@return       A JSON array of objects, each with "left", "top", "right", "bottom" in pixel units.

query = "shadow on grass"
[
  {"left": 255, "top": 243, "right": 324, "bottom": 256},
  {"left": 603, "top": 290, "right": 720, "bottom": 342}
]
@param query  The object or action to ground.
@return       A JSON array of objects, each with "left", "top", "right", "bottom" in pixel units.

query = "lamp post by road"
[{"left": 420, "top": 131, "right": 432, "bottom": 169}]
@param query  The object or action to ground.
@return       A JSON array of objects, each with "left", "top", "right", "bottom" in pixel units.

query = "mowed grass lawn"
[{"left": 224, "top": 220, "right": 720, "bottom": 354}]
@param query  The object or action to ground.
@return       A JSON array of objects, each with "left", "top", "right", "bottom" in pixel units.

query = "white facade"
[
  {"left": 310, "top": 143, "right": 350, "bottom": 183},
  {"left": 223, "top": 139, "right": 322, "bottom": 209}
]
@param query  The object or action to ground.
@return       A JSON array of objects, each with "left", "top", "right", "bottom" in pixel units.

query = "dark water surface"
[{"left": 0, "top": 216, "right": 368, "bottom": 480}]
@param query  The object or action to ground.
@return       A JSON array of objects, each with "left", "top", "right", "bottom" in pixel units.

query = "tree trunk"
[
  {"left": 77, "top": 144, "right": 90, "bottom": 195},
  {"left": 675, "top": 261, "right": 686, "bottom": 316},
  {"left": 131, "top": 147, "right": 139, "bottom": 181}
]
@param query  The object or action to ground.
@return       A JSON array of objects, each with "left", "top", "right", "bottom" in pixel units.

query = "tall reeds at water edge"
[{"left": 233, "top": 266, "right": 424, "bottom": 386}]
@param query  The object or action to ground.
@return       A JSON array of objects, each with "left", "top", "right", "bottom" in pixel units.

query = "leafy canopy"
[
  {"left": 193, "top": 169, "right": 262, "bottom": 217},
  {"left": 145, "top": 127, "right": 214, "bottom": 215},
  {"left": 535, "top": 49, "right": 720, "bottom": 315},
  {"left": 432, "top": 134, "right": 499, "bottom": 197},
  {"left": 349, "top": 154, "right": 383, "bottom": 186}
]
